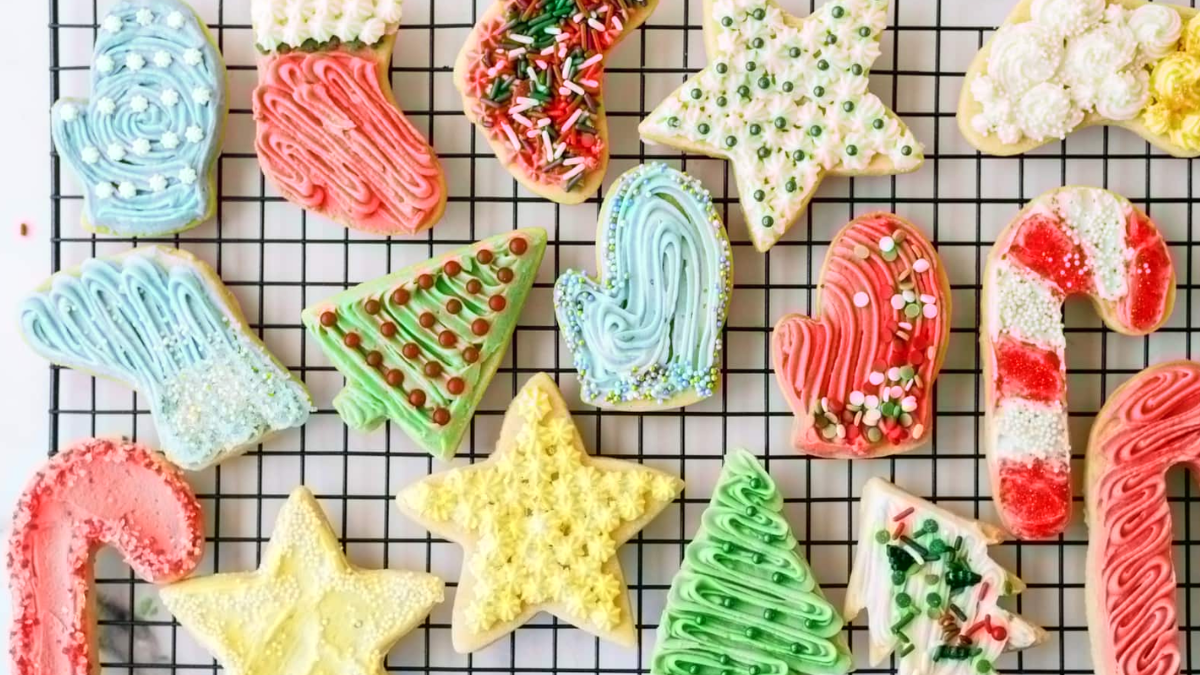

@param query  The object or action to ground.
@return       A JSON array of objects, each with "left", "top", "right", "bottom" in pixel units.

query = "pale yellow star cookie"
[
  {"left": 160, "top": 486, "right": 444, "bottom": 675},
  {"left": 397, "top": 372, "right": 684, "bottom": 653}
]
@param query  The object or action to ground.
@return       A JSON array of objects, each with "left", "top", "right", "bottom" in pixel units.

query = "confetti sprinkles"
[
  {"left": 847, "top": 479, "right": 1043, "bottom": 675},
  {"left": 773, "top": 214, "right": 950, "bottom": 459},
  {"left": 982, "top": 187, "right": 1174, "bottom": 540},
  {"left": 457, "top": 0, "right": 657, "bottom": 202}
]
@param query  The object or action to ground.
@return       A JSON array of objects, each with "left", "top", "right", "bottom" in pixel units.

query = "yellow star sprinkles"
[
  {"left": 160, "top": 487, "right": 444, "bottom": 675},
  {"left": 639, "top": 0, "right": 924, "bottom": 252},
  {"left": 397, "top": 373, "right": 684, "bottom": 653}
]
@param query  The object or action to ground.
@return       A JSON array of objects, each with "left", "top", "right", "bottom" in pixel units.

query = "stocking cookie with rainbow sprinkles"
[
  {"left": 51, "top": 0, "right": 226, "bottom": 237},
  {"left": 252, "top": 0, "right": 447, "bottom": 235},
  {"left": 846, "top": 478, "right": 1044, "bottom": 675},
  {"left": 455, "top": 0, "right": 659, "bottom": 203},
  {"left": 772, "top": 213, "right": 950, "bottom": 458},
  {"left": 959, "top": 0, "right": 1200, "bottom": 157},
  {"left": 982, "top": 187, "right": 1174, "bottom": 540},
  {"left": 639, "top": 0, "right": 924, "bottom": 252},
  {"left": 1086, "top": 361, "right": 1200, "bottom": 675},
  {"left": 398, "top": 373, "right": 684, "bottom": 653}
]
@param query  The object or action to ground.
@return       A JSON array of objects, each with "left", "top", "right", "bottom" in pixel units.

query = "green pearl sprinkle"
[
  {"left": 754, "top": 190, "right": 765, "bottom": 202},
  {"left": 790, "top": 47, "right": 802, "bottom": 58},
  {"left": 758, "top": 76, "right": 771, "bottom": 89},
  {"left": 771, "top": 572, "right": 785, "bottom": 583},
  {"left": 891, "top": 570, "right": 906, "bottom": 586},
  {"left": 721, "top": 596, "right": 735, "bottom": 608},
  {"left": 763, "top": 215, "right": 775, "bottom": 227},
  {"left": 721, "top": 541, "right": 735, "bottom": 554},
  {"left": 792, "top": 149, "right": 806, "bottom": 161},
  {"left": 846, "top": 145, "right": 858, "bottom": 156},
  {"left": 896, "top": 592, "right": 912, "bottom": 608},
  {"left": 717, "top": 96, "right": 728, "bottom": 107},
  {"left": 762, "top": 608, "right": 777, "bottom": 621},
  {"left": 782, "top": 81, "right": 794, "bottom": 92},
  {"left": 738, "top": 85, "right": 751, "bottom": 98},
  {"left": 826, "top": 34, "right": 838, "bottom": 45},
  {"left": 720, "top": 655, "right": 732, "bottom": 665},
  {"left": 686, "top": 665, "right": 699, "bottom": 675},
  {"left": 749, "top": 477, "right": 764, "bottom": 489},
  {"left": 775, "top": 117, "right": 788, "bottom": 129},
  {"left": 669, "top": 116, "right": 680, "bottom": 128},
  {"left": 813, "top": 85, "right": 825, "bottom": 97},
  {"left": 843, "top": 101, "right": 855, "bottom": 113},
  {"left": 746, "top": 61, "right": 757, "bottom": 72},
  {"left": 859, "top": 26, "right": 871, "bottom": 37},
  {"left": 873, "top": 118, "right": 885, "bottom": 129},
  {"left": 926, "top": 573, "right": 940, "bottom": 585},
  {"left": 876, "top": 530, "right": 890, "bottom": 545},
  {"left": 750, "top": 124, "right": 762, "bottom": 135},
  {"left": 976, "top": 660, "right": 993, "bottom": 673},
  {"left": 786, "top": 179, "right": 797, "bottom": 192},
  {"left": 752, "top": 8, "right": 765, "bottom": 19},
  {"left": 690, "top": 89, "right": 702, "bottom": 100},
  {"left": 698, "top": 123, "right": 710, "bottom": 134},
  {"left": 752, "top": 37, "right": 765, "bottom": 49},
  {"left": 818, "top": 59, "right": 829, "bottom": 70},
  {"left": 745, "top": 627, "right": 758, "bottom": 639},
  {"left": 902, "top": 145, "right": 913, "bottom": 156},
  {"left": 810, "top": 125, "right": 822, "bottom": 137},
  {"left": 927, "top": 592, "right": 943, "bottom": 608},
  {"left": 832, "top": 5, "right": 845, "bottom": 17},
  {"left": 790, "top": 643, "right": 804, "bottom": 654},
  {"left": 757, "top": 146, "right": 771, "bottom": 159},
  {"left": 722, "top": 16, "right": 733, "bottom": 27},
  {"left": 745, "top": 505, "right": 756, "bottom": 516},
  {"left": 852, "top": 64, "right": 864, "bottom": 76},
  {"left": 749, "top": 667, "right": 760, "bottom": 675},
  {"left": 726, "top": 136, "right": 738, "bottom": 148},
  {"left": 716, "top": 62, "right": 728, "bottom": 74},
  {"left": 751, "top": 552, "right": 765, "bottom": 563}
]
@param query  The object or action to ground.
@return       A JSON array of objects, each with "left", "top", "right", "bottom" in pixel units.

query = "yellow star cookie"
[
  {"left": 160, "top": 487, "right": 444, "bottom": 675},
  {"left": 397, "top": 373, "right": 684, "bottom": 653}
]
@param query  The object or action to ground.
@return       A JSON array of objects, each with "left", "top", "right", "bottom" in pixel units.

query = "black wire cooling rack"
[{"left": 45, "top": 0, "right": 1200, "bottom": 674}]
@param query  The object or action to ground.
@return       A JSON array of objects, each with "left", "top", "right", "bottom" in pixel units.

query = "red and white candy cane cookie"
[
  {"left": 772, "top": 213, "right": 951, "bottom": 458},
  {"left": 1086, "top": 361, "right": 1200, "bottom": 675},
  {"left": 7, "top": 438, "right": 204, "bottom": 675},
  {"left": 982, "top": 187, "right": 1175, "bottom": 540}
]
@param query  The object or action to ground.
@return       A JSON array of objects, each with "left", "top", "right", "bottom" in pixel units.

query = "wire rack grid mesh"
[{"left": 44, "top": 0, "right": 1200, "bottom": 673}]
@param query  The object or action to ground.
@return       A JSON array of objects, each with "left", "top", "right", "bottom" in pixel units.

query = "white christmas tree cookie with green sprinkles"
[{"left": 639, "top": 0, "right": 924, "bottom": 253}]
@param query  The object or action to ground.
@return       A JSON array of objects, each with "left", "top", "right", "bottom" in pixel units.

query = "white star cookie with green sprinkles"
[{"left": 639, "top": 0, "right": 924, "bottom": 252}]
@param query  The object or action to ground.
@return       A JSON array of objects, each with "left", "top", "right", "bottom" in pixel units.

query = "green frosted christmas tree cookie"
[
  {"left": 652, "top": 448, "right": 853, "bottom": 675},
  {"left": 302, "top": 229, "right": 547, "bottom": 459}
]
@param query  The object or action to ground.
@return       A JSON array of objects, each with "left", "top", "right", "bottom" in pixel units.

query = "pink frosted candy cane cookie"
[
  {"left": 7, "top": 438, "right": 204, "bottom": 675},
  {"left": 982, "top": 186, "right": 1174, "bottom": 540}
]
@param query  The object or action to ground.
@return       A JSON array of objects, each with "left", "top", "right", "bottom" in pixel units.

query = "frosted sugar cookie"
[
  {"left": 19, "top": 247, "right": 313, "bottom": 471},
  {"left": 398, "top": 373, "right": 684, "bottom": 652},
  {"left": 651, "top": 448, "right": 852, "bottom": 675},
  {"left": 846, "top": 478, "right": 1044, "bottom": 675},
  {"left": 9, "top": 438, "right": 204, "bottom": 675},
  {"left": 302, "top": 229, "right": 547, "bottom": 458},
  {"left": 639, "top": 0, "right": 924, "bottom": 252},
  {"left": 252, "top": 0, "right": 447, "bottom": 235},
  {"left": 161, "top": 486, "right": 444, "bottom": 675},
  {"left": 959, "top": 0, "right": 1200, "bottom": 157},
  {"left": 772, "top": 213, "right": 950, "bottom": 458},
  {"left": 51, "top": 0, "right": 226, "bottom": 236},
  {"left": 1086, "top": 361, "right": 1200, "bottom": 675},
  {"left": 555, "top": 164, "right": 732, "bottom": 410},
  {"left": 455, "top": 0, "right": 659, "bottom": 203},
  {"left": 982, "top": 187, "right": 1174, "bottom": 539}
]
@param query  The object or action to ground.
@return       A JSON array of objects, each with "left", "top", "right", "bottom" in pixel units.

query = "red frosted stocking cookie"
[
  {"left": 455, "top": 0, "right": 659, "bottom": 203},
  {"left": 772, "top": 213, "right": 951, "bottom": 458},
  {"left": 252, "top": 0, "right": 447, "bottom": 235},
  {"left": 1086, "top": 361, "right": 1200, "bottom": 675},
  {"left": 983, "top": 187, "right": 1175, "bottom": 540},
  {"left": 8, "top": 438, "right": 204, "bottom": 675}
]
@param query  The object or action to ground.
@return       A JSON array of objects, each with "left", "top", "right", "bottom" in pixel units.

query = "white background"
[{"left": 4, "top": 0, "right": 1200, "bottom": 673}]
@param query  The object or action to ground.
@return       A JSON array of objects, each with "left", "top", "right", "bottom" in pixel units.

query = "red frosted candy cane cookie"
[
  {"left": 982, "top": 187, "right": 1175, "bottom": 540},
  {"left": 8, "top": 438, "right": 204, "bottom": 675},
  {"left": 1086, "top": 361, "right": 1200, "bottom": 675},
  {"left": 772, "top": 213, "right": 951, "bottom": 458}
]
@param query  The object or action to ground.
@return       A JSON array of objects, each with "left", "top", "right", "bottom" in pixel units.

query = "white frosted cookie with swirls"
[{"left": 959, "top": 0, "right": 1200, "bottom": 157}]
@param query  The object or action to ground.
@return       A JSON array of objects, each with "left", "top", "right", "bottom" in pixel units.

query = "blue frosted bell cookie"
[
  {"left": 554, "top": 163, "right": 732, "bottom": 411},
  {"left": 18, "top": 247, "right": 312, "bottom": 470},
  {"left": 51, "top": 0, "right": 226, "bottom": 237}
]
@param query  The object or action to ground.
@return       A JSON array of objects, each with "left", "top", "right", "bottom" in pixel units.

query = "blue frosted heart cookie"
[
  {"left": 51, "top": 0, "right": 226, "bottom": 237},
  {"left": 19, "top": 247, "right": 312, "bottom": 471},
  {"left": 554, "top": 163, "right": 733, "bottom": 410}
]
